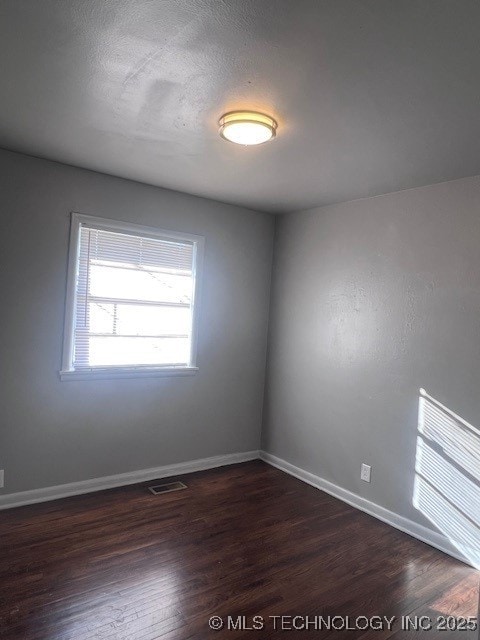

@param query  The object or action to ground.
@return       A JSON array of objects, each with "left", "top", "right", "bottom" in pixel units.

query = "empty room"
[{"left": 0, "top": 1, "right": 479, "bottom": 638}]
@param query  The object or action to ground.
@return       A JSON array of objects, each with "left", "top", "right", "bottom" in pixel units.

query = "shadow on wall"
[{"left": 414, "top": 389, "right": 480, "bottom": 569}]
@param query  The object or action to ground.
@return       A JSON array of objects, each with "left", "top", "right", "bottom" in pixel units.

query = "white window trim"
[{"left": 60, "top": 212, "right": 204, "bottom": 381}]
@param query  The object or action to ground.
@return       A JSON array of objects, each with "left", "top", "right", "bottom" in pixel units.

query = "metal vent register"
[{"left": 148, "top": 481, "right": 187, "bottom": 495}]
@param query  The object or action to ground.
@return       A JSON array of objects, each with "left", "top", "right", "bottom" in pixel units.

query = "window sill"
[{"left": 59, "top": 366, "right": 199, "bottom": 381}]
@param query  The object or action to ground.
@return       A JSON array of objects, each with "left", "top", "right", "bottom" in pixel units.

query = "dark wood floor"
[{"left": 0, "top": 461, "right": 478, "bottom": 639}]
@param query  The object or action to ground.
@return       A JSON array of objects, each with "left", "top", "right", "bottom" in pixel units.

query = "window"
[{"left": 61, "top": 213, "right": 204, "bottom": 380}]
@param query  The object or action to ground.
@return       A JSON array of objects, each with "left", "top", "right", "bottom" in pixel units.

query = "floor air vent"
[{"left": 148, "top": 481, "right": 187, "bottom": 495}]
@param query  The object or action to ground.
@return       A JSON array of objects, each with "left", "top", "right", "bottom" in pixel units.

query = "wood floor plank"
[{"left": 0, "top": 461, "right": 478, "bottom": 639}]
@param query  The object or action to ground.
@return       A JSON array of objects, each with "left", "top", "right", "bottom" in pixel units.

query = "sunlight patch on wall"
[{"left": 413, "top": 389, "right": 480, "bottom": 569}]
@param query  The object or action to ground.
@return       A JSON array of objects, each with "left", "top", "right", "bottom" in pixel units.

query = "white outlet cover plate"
[
  {"left": 0, "top": 470, "right": 4, "bottom": 488},
  {"left": 361, "top": 463, "right": 371, "bottom": 483}
]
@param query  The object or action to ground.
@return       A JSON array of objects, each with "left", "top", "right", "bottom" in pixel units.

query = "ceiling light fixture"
[{"left": 219, "top": 111, "right": 277, "bottom": 146}]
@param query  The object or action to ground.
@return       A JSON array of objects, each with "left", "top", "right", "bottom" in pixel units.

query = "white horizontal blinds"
[{"left": 73, "top": 225, "right": 195, "bottom": 369}]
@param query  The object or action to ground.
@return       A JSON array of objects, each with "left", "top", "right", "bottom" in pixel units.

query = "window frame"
[{"left": 60, "top": 212, "right": 204, "bottom": 381}]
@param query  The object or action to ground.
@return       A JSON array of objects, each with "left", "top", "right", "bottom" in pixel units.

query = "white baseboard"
[
  {"left": 0, "top": 450, "right": 260, "bottom": 510},
  {"left": 260, "top": 451, "right": 475, "bottom": 569},
  {"left": 2, "top": 449, "right": 476, "bottom": 569}
]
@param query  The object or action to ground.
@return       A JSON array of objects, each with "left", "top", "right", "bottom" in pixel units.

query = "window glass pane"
[
  {"left": 88, "top": 264, "right": 192, "bottom": 303},
  {"left": 87, "top": 337, "right": 190, "bottom": 366},
  {"left": 88, "top": 302, "right": 114, "bottom": 333},
  {"left": 84, "top": 303, "right": 190, "bottom": 337},
  {"left": 115, "top": 305, "right": 191, "bottom": 336}
]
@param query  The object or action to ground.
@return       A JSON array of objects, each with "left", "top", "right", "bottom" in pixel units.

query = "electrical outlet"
[
  {"left": 0, "top": 470, "right": 4, "bottom": 488},
  {"left": 361, "top": 463, "right": 371, "bottom": 483}
]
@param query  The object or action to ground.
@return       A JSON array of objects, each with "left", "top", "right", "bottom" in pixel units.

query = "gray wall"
[
  {"left": 263, "top": 176, "right": 480, "bottom": 531},
  {"left": 0, "top": 149, "right": 274, "bottom": 494}
]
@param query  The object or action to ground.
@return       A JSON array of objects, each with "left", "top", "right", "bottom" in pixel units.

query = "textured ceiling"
[{"left": 0, "top": 0, "right": 480, "bottom": 213}]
